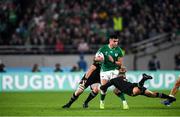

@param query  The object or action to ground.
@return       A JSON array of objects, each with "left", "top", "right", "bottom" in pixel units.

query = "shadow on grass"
[{"left": 58, "top": 106, "right": 180, "bottom": 111}]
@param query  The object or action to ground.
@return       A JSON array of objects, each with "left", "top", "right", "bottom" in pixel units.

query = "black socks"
[
  {"left": 84, "top": 91, "right": 98, "bottom": 104},
  {"left": 68, "top": 93, "right": 79, "bottom": 105}
]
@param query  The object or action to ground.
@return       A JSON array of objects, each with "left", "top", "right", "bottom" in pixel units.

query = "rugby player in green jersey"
[{"left": 95, "top": 34, "right": 129, "bottom": 109}]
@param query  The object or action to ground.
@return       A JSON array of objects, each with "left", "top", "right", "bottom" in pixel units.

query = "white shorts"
[{"left": 100, "top": 69, "right": 119, "bottom": 81}]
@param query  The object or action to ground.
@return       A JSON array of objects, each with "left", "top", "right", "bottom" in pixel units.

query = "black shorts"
[
  {"left": 83, "top": 62, "right": 101, "bottom": 89},
  {"left": 110, "top": 77, "right": 146, "bottom": 96}
]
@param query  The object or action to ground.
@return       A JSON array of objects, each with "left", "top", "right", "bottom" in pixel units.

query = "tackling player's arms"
[{"left": 85, "top": 64, "right": 97, "bottom": 79}]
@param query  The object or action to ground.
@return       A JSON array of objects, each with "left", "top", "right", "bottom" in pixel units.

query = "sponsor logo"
[{"left": 0, "top": 71, "right": 179, "bottom": 92}]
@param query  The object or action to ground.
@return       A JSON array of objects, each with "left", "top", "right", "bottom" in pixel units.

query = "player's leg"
[
  {"left": 129, "top": 74, "right": 153, "bottom": 96},
  {"left": 113, "top": 88, "right": 126, "bottom": 102},
  {"left": 83, "top": 83, "right": 99, "bottom": 108},
  {"left": 103, "top": 74, "right": 150, "bottom": 97},
  {"left": 62, "top": 89, "right": 84, "bottom": 108},
  {"left": 100, "top": 70, "right": 115, "bottom": 109},
  {"left": 111, "top": 69, "right": 129, "bottom": 109},
  {"left": 132, "top": 74, "right": 176, "bottom": 103},
  {"left": 62, "top": 64, "right": 97, "bottom": 108},
  {"left": 138, "top": 73, "right": 152, "bottom": 88},
  {"left": 169, "top": 77, "right": 180, "bottom": 97},
  {"left": 62, "top": 77, "right": 85, "bottom": 108},
  {"left": 100, "top": 76, "right": 129, "bottom": 109},
  {"left": 113, "top": 88, "right": 129, "bottom": 109},
  {"left": 131, "top": 86, "right": 176, "bottom": 102},
  {"left": 162, "top": 77, "right": 180, "bottom": 106},
  {"left": 100, "top": 79, "right": 108, "bottom": 109},
  {"left": 100, "top": 69, "right": 122, "bottom": 109},
  {"left": 100, "top": 80, "right": 113, "bottom": 91},
  {"left": 140, "top": 89, "right": 176, "bottom": 104},
  {"left": 129, "top": 73, "right": 153, "bottom": 96}
]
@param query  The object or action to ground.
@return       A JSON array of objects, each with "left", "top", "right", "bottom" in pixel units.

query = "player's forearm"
[
  {"left": 85, "top": 65, "right": 96, "bottom": 78},
  {"left": 115, "top": 57, "right": 123, "bottom": 66},
  {"left": 114, "top": 61, "right": 123, "bottom": 66}
]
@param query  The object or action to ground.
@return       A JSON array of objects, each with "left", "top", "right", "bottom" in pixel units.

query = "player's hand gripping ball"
[{"left": 95, "top": 52, "right": 104, "bottom": 61}]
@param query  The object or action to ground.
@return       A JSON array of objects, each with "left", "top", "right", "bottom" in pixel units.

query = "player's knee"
[
  {"left": 113, "top": 88, "right": 120, "bottom": 95},
  {"left": 92, "top": 87, "right": 99, "bottom": 93},
  {"left": 77, "top": 85, "right": 85, "bottom": 93},
  {"left": 75, "top": 89, "right": 84, "bottom": 96}
]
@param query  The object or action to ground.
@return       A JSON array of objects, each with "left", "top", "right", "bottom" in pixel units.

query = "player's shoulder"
[
  {"left": 115, "top": 46, "right": 122, "bottom": 51},
  {"left": 115, "top": 47, "right": 125, "bottom": 56},
  {"left": 99, "top": 44, "right": 108, "bottom": 51}
]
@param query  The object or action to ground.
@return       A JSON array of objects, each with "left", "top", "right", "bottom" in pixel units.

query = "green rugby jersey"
[{"left": 97, "top": 44, "right": 124, "bottom": 71}]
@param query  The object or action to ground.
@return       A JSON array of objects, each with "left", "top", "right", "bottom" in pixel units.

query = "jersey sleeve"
[
  {"left": 118, "top": 47, "right": 125, "bottom": 57},
  {"left": 97, "top": 46, "right": 104, "bottom": 53},
  {"left": 95, "top": 45, "right": 106, "bottom": 55}
]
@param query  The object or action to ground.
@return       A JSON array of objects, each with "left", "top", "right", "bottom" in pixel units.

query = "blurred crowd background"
[
  {"left": 0, "top": 0, "right": 179, "bottom": 54},
  {"left": 0, "top": 0, "right": 180, "bottom": 72}
]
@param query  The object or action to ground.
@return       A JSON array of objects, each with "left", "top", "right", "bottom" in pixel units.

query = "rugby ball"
[{"left": 95, "top": 52, "right": 104, "bottom": 60}]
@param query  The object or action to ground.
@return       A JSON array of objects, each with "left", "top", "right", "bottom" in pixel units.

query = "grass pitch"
[{"left": 0, "top": 91, "right": 179, "bottom": 116}]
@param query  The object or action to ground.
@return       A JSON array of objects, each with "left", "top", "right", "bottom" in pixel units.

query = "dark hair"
[{"left": 109, "top": 33, "right": 118, "bottom": 39}]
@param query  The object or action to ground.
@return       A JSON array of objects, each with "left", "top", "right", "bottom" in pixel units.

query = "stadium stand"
[{"left": 0, "top": 0, "right": 179, "bottom": 54}]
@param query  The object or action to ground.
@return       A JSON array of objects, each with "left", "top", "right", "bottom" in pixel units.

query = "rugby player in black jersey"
[
  {"left": 100, "top": 67, "right": 176, "bottom": 105},
  {"left": 62, "top": 59, "right": 127, "bottom": 108},
  {"left": 62, "top": 60, "right": 101, "bottom": 108}
]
